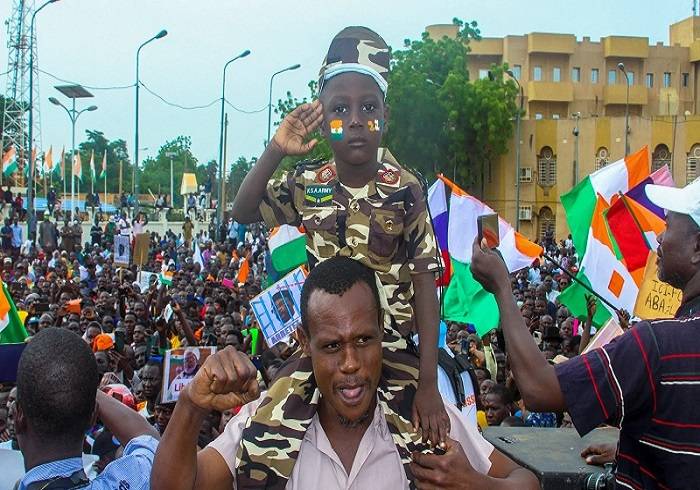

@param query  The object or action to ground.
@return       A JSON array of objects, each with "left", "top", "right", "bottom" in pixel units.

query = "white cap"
[{"left": 646, "top": 178, "right": 700, "bottom": 228}]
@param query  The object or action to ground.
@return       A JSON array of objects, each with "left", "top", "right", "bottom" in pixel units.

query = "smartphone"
[
  {"left": 477, "top": 213, "right": 500, "bottom": 249},
  {"left": 115, "top": 330, "right": 125, "bottom": 353}
]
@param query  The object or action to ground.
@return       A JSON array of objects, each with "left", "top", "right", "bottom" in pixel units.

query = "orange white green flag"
[{"left": 0, "top": 280, "right": 28, "bottom": 344}]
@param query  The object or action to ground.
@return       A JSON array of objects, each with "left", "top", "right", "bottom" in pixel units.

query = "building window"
[
  {"left": 626, "top": 71, "right": 634, "bottom": 85},
  {"left": 687, "top": 144, "right": 700, "bottom": 183},
  {"left": 538, "top": 206, "right": 556, "bottom": 241},
  {"left": 683, "top": 72, "right": 690, "bottom": 87},
  {"left": 591, "top": 68, "right": 599, "bottom": 84},
  {"left": 512, "top": 65, "right": 522, "bottom": 80},
  {"left": 572, "top": 67, "right": 581, "bottom": 82},
  {"left": 608, "top": 70, "right": 617, "bottom": 84},
  {"left": 652, "top": 144, "right": 672, "bottom": 172},
  {"left": 646, "top": 73, "right": 654, "bottom": 88},
  {"left": 533, "top": 66, "right": 542, "bottom": 81},
  {"left": 595, "top": 147, "right": 609, "bottom": 171},
  {"left": 538, "top": 146, "right": 557, "bottom": 186},
  {"left": 479, "top": 69, "right": 489, "bottom": 80},
  {"left": 552, "top": 113, "right": 560, "bottom": 119},
  {"left": 535, "top": 113, "right": 544, "bottom": 120},
  {"left": 553, "top": 67, "right": 561, "bottom": 82},
  {"left": 664, "top": 72, "right": 672, "bottom": 88}
]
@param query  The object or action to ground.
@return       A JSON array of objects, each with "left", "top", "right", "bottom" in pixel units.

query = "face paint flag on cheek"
[
  {"left": 368, "top": 119, "right": 383, "bottom": 132},
  {"left": 330, "top": 119, "right": 344, "bottom": 140}
]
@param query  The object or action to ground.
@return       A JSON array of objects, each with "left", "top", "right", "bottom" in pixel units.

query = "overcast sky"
[{"left": 0, "top": 0, "right": 693, "bottom": 167}]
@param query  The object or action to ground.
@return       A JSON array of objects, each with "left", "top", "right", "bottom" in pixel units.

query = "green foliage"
[
  {"left": 227, "top": 156, "right": 255, "bottom": 200},
  {"left": 139, "top": 135, "right": 200, "bottom": 207},
  {"left": 385, "top": 18, "right": 518, "bottom": 194}
]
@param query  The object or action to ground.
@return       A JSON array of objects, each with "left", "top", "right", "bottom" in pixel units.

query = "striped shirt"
[{"left": 555, "top": 295, "right": 700, "bottom": 489}]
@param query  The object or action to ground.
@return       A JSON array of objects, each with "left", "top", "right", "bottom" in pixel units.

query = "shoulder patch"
[
  {"left": 315, "top": 164, "right": 337, "bottom": 184},
  {"left": 378, "top": 168, "right": 400, "bottom": 185}
]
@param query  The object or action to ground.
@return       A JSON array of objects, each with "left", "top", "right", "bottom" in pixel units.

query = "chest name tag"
[{"left": 305, "top": 185, "right": 334, "bottom": 205}]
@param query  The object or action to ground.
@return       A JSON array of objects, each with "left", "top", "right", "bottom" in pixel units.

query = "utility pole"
[
  {"left": 573, "top": 112, "right": 580, "bottom": 187},
  {"left": 221, "top": 113, "right": 229, "bottom": 215}
]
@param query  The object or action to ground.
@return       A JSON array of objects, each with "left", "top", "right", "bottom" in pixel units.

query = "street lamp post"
[
  {"left": 135, "top": 29, "right": 167, "bottom": 214},
  {"left": 266, "top": 64, "right": 301, "bottom": 146},
  {"left": 165, "top": 151, "right": 177, "bottom": 212},
  {"left": 217, "top": 49, "right": 250, "bottom": 222},
  {"left": 505, "top": 70, "right": 524, "bottom": 232},
  {"left": 618, "top": 62, "right": 630, "bottom": 156},
  {"left": 49, "top": 90, "right": 97, "bottom": 220},
  {"left": 27, "top": 0, "right": 60, "bottom": 240},
  {"left": 573, "top": 112, "right": 581, "bottom": 187}
]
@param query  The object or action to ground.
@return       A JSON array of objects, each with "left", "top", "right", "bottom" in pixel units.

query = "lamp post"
[
  {"left": 217, "top": 49, "right": 250, "bottom": 222},
  {"left": 266, "top": 63, "right": 301, "bottom": 146},
  {"left": 572, "top": 112, "right": 581, "bottom": 187},
  {"left": 505, "top": 70, "right": 524, "bottom": 232},
  {"left": 27, "top": 0, "right": 60, "bottom": 240},
  {"left": 49, "top": 90, "right": 97, "bottom": 219},
  {"left": 135, "top": 29, "right": 167, "bottom": 213},
  {"left": 165, "top": 151, "right": 177, "bottom": 211},
  {"left": 617, "top": 62, "right": 630, "bottom": 156}
]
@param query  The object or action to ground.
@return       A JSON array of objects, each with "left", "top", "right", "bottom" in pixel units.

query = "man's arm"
[
  {"left": 470, "top": 239, "right": 566, "bottom": 412},
  {"left": 411, "top": 439, "right": 538, "bottom": 489},
  {"left": 96, "top": 390, "right": 159, "bottom": 445},
  {"left": 151, "top": 347, "right": 260, "bottom": 490}
]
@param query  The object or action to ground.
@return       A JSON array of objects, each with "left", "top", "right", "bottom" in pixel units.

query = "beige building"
[{"left": 427, "top": 17, "right": 700, "bottom": 240}]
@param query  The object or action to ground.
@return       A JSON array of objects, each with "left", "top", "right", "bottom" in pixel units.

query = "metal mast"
[{"left": 2, "top": 0, "right": 43, "bottom": 186}]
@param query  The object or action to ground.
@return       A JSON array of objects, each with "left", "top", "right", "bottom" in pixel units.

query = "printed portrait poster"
[
  {"left": 250, "top": 267, "right": 306, "bottom": 347},
  {"left": 114, "top": 234, "right": 131, "bottom": 267},
  {"left": 162, "top": 346, "right": 216, "bottom": 403}
]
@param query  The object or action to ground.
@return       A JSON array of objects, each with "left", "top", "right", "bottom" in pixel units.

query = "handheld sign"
[
  {"left": 250, "top": 267, "right": 306, "bottom": 347},
  {"left": 634, "top": 252, "right": 682, "bottom": 320},
  {"left": 114, "top": 235, "right": 131, "bottom": 267},
  {"left": 162, "top": 346, "right": 216, "bottom": 403}
]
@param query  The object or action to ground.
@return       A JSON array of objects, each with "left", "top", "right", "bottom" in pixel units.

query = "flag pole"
[
  {"left": 104, "top": 160, "right": 107, "bottom": 215},
  {"left": 542, "top": 252, "right": 621, "bottom": 314}
]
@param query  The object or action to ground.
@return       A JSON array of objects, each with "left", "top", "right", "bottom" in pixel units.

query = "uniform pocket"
[
  {"left": 301, "top": 207, "right": 337, "bottom": 234},
  {"left": 367, "top": 208, "right": 404, "bottom": 262}
]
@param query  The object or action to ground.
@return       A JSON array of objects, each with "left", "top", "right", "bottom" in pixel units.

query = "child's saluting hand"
[{"left": 271, "top": 100, "right": 324, "bottom": 156}]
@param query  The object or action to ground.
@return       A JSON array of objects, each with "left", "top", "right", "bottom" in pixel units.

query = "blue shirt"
[
  {"left": 11, "top": 224, "right": 22, "bottom": 248},
  {"left": 19, "top": 435, "right": 158, "bottom": 490}
]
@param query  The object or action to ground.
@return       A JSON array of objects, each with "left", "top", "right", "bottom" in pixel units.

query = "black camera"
[{"left": 583, "top": 464, "right": 615, "bottom": 490}]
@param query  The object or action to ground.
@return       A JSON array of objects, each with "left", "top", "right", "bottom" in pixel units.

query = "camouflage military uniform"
[{"left": 235, "top": 149, "right": 440, "bottom": 488}]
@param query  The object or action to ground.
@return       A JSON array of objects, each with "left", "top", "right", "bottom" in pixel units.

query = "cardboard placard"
[
  {"left": 162, "top": 346, "right": 216, "bottom": 403},
  {"left": 582, "top": 317, "right": 624, "bottom": 354},
  {"left": 634, "top": 252, "right": 682, "bottom": 320},
  {"left": 133, "top": 232, "right": 150, "bottom": 267},
  {"left": 250, "top": 267, "right": 306, "bottom": 347}
]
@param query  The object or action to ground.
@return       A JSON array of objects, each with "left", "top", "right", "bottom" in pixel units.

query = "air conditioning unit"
[
  {"left": 519, "top": 167, "right": 533, "bottom": 183},
  {"left": 519, "top": 206, "right": 533, "bottom": 221}
]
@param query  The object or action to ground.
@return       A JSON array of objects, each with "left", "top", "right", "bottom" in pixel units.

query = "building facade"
[{"left": 427, "top": 17, "right": 700, "bottom": 241}]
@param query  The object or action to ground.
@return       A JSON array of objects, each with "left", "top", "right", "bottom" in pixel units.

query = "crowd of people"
[{"left": 2, "top": 22, "right": 698, "bottom": 490}]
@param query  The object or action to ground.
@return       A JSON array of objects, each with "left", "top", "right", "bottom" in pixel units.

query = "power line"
[
  {"left": 224, "top": 98, "right": 268, "bottom": 114},
  {"left": 38, "top": 68, "right": 135, "bottom": 90},
  {"left": 139, "top": 81, "right": 219, "bottom": 110}
]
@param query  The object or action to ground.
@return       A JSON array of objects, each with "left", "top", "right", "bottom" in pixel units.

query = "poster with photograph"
[
  {"left": 250, "top": 267, "right": 306, "bottom": 347},
  {"left": 114, "top": 235, "right": 131, "bottom": 266},
  {"left": 162, "top": 346, "right": 216, "bottom": 403}
]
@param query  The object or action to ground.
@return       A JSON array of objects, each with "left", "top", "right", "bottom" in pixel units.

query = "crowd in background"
[{"left": 0, "top": 201, "right": 627, "bottom": 473}]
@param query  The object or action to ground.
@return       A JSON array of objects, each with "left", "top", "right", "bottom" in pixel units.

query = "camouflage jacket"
[{"left": 259, "top": 148, "right": 439, "bottom": 335}]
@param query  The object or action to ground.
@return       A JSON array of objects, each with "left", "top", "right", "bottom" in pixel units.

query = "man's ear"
[
  {"left": 297, "top": 326, "right": 312, "bottom": 357},
  {"left": 14, "top": 404, "right": 26, "bottom": 436}
]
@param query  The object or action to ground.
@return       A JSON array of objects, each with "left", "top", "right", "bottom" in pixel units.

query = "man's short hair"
[
  {"left": 300, "top": 257, "right": 381, "bottom": 335},
  {"left": 17, "top": 328, "right": 98, "bottom": 444}
]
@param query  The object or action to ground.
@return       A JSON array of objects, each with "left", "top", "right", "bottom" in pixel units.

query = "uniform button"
[
  {"left": 350, "top": 200, "right": 360, "bottom": 213},
  {"left": 385, "top": 219, "right": 393, "bottom": 232},
  {"left": 314, "top": 216, "right": 321, "bottom": 225}
]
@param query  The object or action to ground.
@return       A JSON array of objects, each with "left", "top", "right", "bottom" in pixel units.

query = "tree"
[
  {"left": 386, "top": 18, "right": 518, "bottom": 195},
  {"left": 140, "top": 135, "right": 199, "bottom": 207},
  {"left": 75, "top": 130, "right": 133, "bottom": 195},
  {"left": 227, "top": 156, "right": 255, "bottom": 201}
]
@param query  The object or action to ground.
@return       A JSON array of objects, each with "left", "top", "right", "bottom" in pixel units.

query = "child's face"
[{"left": 320, "top": 72, "right": 386, "bottom": 166}]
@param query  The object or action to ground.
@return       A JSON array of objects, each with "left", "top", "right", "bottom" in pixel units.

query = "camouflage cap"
[{"left": 319, "top": 26, "right": 390, "bottom": 96}]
